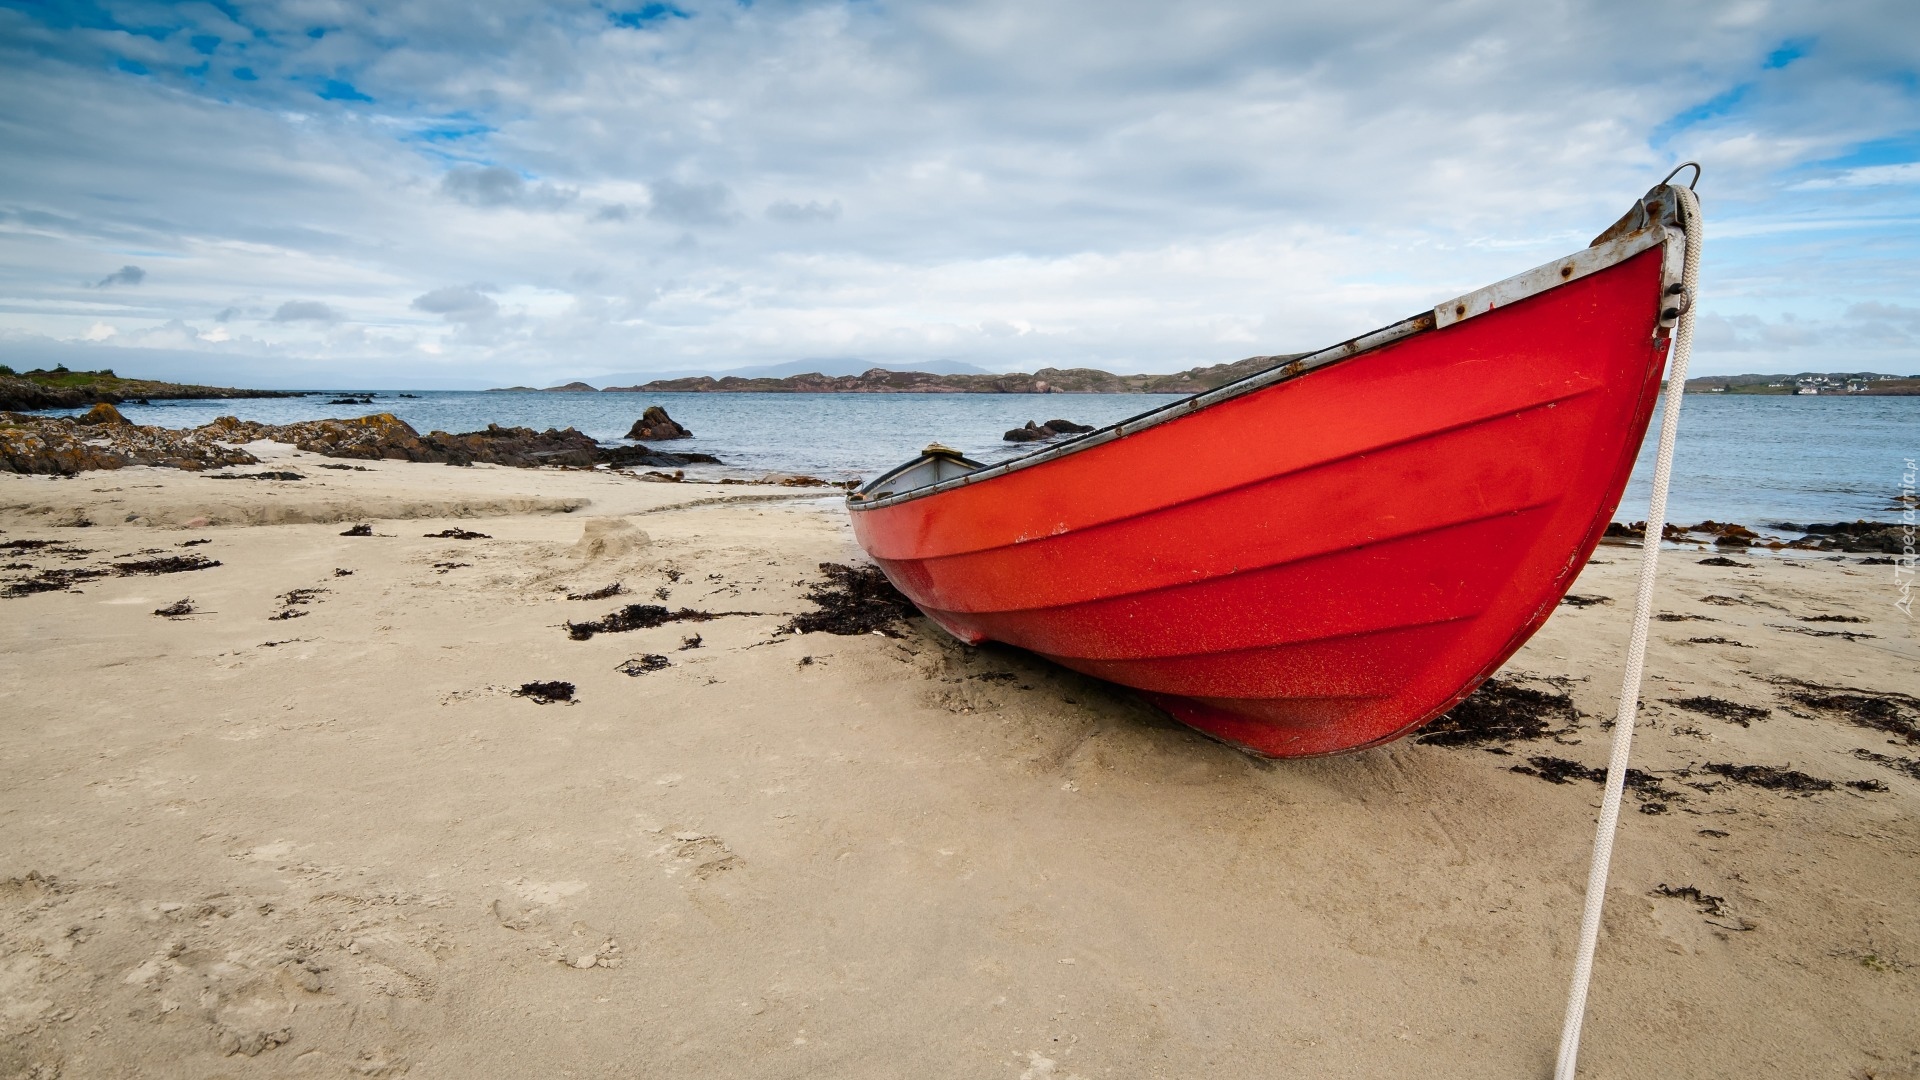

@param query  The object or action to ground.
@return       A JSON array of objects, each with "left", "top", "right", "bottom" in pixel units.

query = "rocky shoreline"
[
  {"left": 0, "top": 404, "right": 717, "bottom": 475},
  {"left": 0, "top": 368, "right": 305, "bottom": 412}
]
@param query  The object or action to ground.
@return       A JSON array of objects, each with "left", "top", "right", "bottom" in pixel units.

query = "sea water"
[{"left": 34, "top": 391, "right": 1918, "bottom": 527}]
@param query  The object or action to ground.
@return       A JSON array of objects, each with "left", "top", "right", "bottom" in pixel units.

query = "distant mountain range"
[
  {"left": 1684, "top": 372, "right": 1920, "bottom": 395},
  {"left": 491, "top": 355, "right": 1303, "bottom": 395}
]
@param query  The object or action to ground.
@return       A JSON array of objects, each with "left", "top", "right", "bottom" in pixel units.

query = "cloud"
[
  {"left": 440, "top": 165, "right": 574, "bottom": 209},
  {"left": 411, "top": 285, "right": 499, "bottom": 322},
  {"left": 647, "top": 179, "right": 738, "bottom": 228},
  {"left": 1791, "top": 162, "right": 1920, "bottom": 190},
  {"left": 271, "top": 300, "right": 342, "bottom": 323},
  {"left": 0, "top": 0, "right": 1915, "bottom": 384},
  {"left": 767, "top": 199, "right": 842, "bottom": 224},
  {"left": 94, "top": 264, "right": 145, "bottom": 287}
]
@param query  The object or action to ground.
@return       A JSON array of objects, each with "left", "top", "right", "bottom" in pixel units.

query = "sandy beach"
[{"left": 2, "top": 446, "right": 1916, "bottom": 1079}]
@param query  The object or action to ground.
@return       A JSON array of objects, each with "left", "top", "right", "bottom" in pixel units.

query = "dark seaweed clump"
[
  {"left": 567, "top": 604, "right": 727, "bottom": 640},
  {"left": 515, "top": 681, "right": 575, "bottom": 704},
  {"left": 615, "top": 654, "right": 671, "bottom": 676},
  {"left": 1656, "top": 613, "right": 1715, "bottom": 622},
  {"left": 1415, "top": 678, "right": 1578, "bottom": 746},
  {"left": 2, "top": 566, "right": 109, "bottom": 598},
  {"left": 1509, "top": 756, "right": 1680, "bottom": 812},
  {"left": 1853, "top": 748, "right": 1920, "bottom": 781},
  {"left": 1703, "top": 762, "right": 1833, "bottom": 793},
  {"left": 781, "top": 562, "right": 920, "bottom": 637},
  {"left": 568, "top": 582, "right": 623, "bottom": 601},
  {"left": 153, "top": 599, "right": 194, "bottom": 618},
  {"left": 1559, "top": 594, "right": 1611, "bottom": 607},
  {"left": 1653, "top": 884, "right": 1730, "bottom": 918},
  {"left": 1511, "top": 756, "right": 1604, "bottom": 784},
  {"left": 1697, "top": 556, "right": 1749, "bottom": 567},
  {"left": 1685, "top": 636, "right": 1750, "bottom": 647},
  {"left": 424, "top": 528, "right": 490, "bottom": 539},
  {"left": 1665, "top": 695, "right": 1769, "bottom": 727},
  {"left": 207, "top": 471, "right": 305, "bottom": 481},
  {"left": 1788, "top": 687, "right": 1920, "bottom": 744},
  {"left": 340, "top": 524, "right": 373, "bottom": 536},
  {"left": 112, "top": 554, "right": 221, "bottom": 575}
]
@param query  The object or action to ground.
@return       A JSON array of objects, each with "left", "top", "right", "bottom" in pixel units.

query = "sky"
[{"left": 0, "top": 0, "right": 1916, "bottom": 389}]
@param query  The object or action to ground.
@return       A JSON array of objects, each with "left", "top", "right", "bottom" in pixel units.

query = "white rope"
[{"left": 1552, "top": 180, "right": 1702, "bottom": 1080}]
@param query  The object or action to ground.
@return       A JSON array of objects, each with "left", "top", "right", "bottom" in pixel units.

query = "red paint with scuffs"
[{"left": 850, "top": 247, "right": 1670, "bottom": 757}]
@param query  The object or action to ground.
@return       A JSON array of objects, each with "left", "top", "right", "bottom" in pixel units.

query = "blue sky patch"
[
  {"left": 318, "top": 78, "right": 373, "bottom": 103},
  {"left": 609, "top": 3, "right": 691, "bottom": 29}
]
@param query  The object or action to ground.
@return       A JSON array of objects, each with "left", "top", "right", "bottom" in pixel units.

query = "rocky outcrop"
[
  {"left": 1003, "top": 418, "right": 1095, "bottom": 442},
  {"left": 76, "top": 402, "right": 133, "bottom": 426},
  {"left": 209, "top": 414, "right": 721, "bottom": 468},
  {"left": 1603, "top": 518, "right": 1907, "bottom": 554},
  {"left": 0, "top": 370, "right": 303, "bottom": 412},
  {"left": 1778, "top": 520, "right": 1908, "bottom": 554},
  {"left": 625, "top": 406, "right": 692, "bottom": 440},
  {"left": 0, "top": 411, "right": 259, "bottom": 474},
  {"left": 1, "top": 411, "right": 723, "bottom": 475}
]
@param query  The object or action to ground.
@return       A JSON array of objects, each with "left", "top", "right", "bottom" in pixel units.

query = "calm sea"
[{"left": 36, "top": 391, "right": 1917, "bottom": 529}]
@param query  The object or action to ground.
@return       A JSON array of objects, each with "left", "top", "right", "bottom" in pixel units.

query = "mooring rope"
[{"left": 1551, "top": 174, "right": 1703, "bottom": 1080}]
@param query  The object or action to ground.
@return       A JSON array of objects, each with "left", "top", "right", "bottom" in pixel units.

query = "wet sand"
[{"left": 2, "top": 446, "right": 1916, "bottom": 1078}]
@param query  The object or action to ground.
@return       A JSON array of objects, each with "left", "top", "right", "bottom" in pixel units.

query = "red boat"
[{"left": 848, "top": 181, "right": 1697, "bottom": 757}]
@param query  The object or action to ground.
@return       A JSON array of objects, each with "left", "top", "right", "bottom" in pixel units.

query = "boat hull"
[{"left": 851, "top": 240, "right": 1674, "bottom": 757}]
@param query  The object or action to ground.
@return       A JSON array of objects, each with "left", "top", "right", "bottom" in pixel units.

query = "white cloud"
[{"left": 0, "top": 0, "right": 1914, "bottom": 384}]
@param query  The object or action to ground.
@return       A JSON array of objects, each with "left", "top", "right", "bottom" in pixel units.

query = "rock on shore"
[
  {"left": 625, "top": 406, "right": 692, "bottom": 440},
  {"left": 1003, "top": 418, "right": 1095, "bottom": 442},
  {"left": 1, "top": 410, "right": 720, "bottom": 475}
]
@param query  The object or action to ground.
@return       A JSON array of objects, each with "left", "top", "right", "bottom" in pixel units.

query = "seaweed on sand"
[
  {"left": 614, "top": 655, "right": 670, "bottom": 676},
  {"left": 1665, "top": 696, "right": 1769, "bottom": 727},
  {"left": 2, "top": 566, "right": 109, "bottom": 598},
  {"left": 781, "top": 562, "right": 920, "bottom": 637},
  {"left": 113, "top": 554, "right": 220, "bottom": 575},
  {"left": 153, "top": 599, "right": 195, "bottom": 618},
  {"left": 1559, "top": 594, "right": 1611, "bottom": 607},
  {"left": 567, "top": 582, "right": 623, "bottom": 601},
  {"left": 1414, "top": 678, "right": 1579, "bottom": 746},
  {"left": 1702, "top": 762, "right": 1834, "bottom": 793},
  {"left": 566, "top": 604, "right": 759, "bottom": 641},
  {"left": 424, "top": 528, "right": 490, "bottom": 539},
  {"left": 340, "top": 524, "right": 373, "bottom": 536},
  {"left": 1509, "top": 756, "right": 1681, "bottom": 812},
  {"left": 515, "top": 681, "right": 575, "bottom": 703},
  {"left": 1851, "top": 749, "right": 1920, "bottom": 781},
  {"left": 1785, "top": 684, "right": 1920, "bottom": 744}
]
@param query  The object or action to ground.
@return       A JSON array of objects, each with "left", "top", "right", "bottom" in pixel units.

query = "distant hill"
[
  {"left": 0, "top": 365, "right": 304, "bottom": 411},
  {"left": 597, "top": 355, "right": 1304, "bottom": 395},
  {"left": 1685, "top": 372, "right": 1920, "bottom": 395},
  {"left": 593, "top": 358, "right": 995, "bottom": 383}
]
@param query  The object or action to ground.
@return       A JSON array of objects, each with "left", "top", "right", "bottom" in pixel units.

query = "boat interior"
[{"left": 850, "top": 444, "right": 985, "bottom": 502}]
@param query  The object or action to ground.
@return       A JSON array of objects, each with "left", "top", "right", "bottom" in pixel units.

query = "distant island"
[
  {"left": 1684, "top": 372, "right": 1920, "bottom": 395},
  {"left": 491, "top": 355, "right": 1304, "bottom": 395},
  {"left": 0, "top": 365, "right": 305, "bottom": 412}
]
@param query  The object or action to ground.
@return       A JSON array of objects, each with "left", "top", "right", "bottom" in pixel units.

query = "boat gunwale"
[{"left": 849, "top": 187, "right": 1688, "bottom": 513}]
